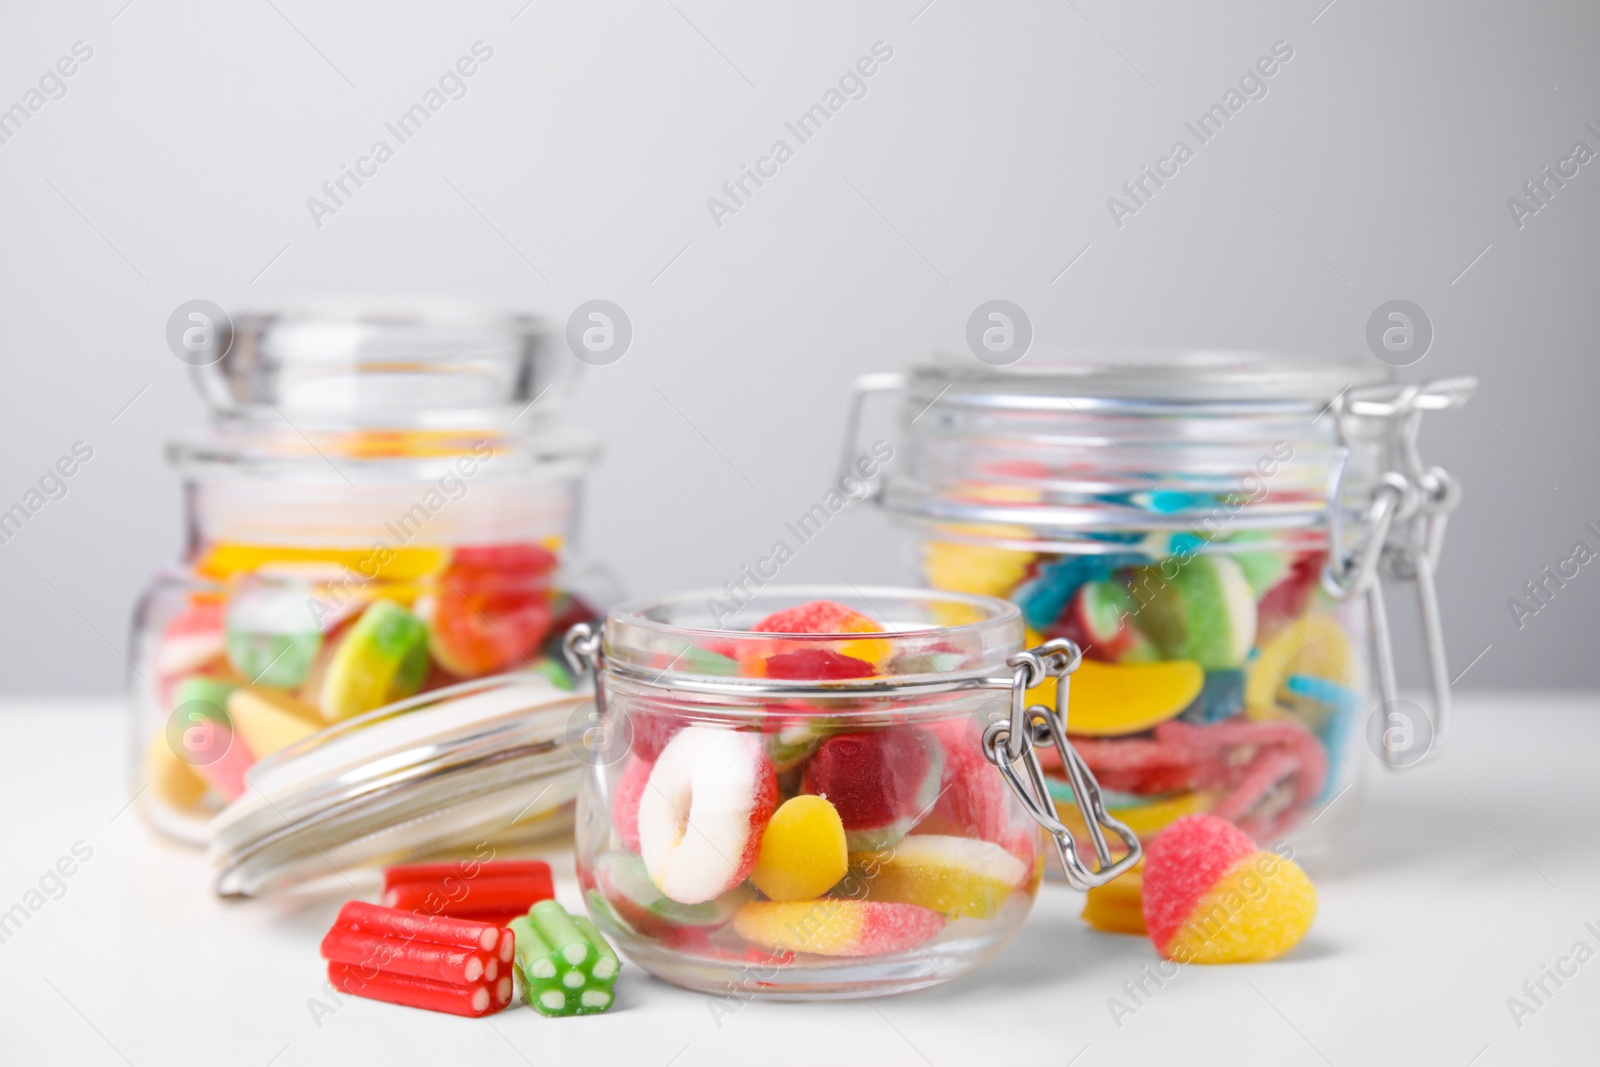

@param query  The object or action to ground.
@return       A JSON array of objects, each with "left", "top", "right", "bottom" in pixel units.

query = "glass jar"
[
  {"left": 842, "top": 353, "right": 1473, "bottom": 857},
  {"left": 568, "top": 586, "right": 1138, "bottom": 998},
  {"left": 131, "top": 304, "right": 618, "bottom": 844}
]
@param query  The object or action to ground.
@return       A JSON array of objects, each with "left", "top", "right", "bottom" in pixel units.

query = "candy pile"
[
  {"left": 145, "top": 540, "right": 595, "bottom": 816},
  {"left": 320, "top": 861, "right": 623, "bottom": 1018},
  {"left": 584, "top": 600, "right": 1041, "bottom": 970},
  {"left": 925, "top": 536, "right": 1358, "bottom": 842},
  {"left": 321, "top": 901, "right": 516, "bottom": 1018}
]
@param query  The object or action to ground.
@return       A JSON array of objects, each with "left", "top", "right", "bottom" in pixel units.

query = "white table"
[{"left": 2, "top": 694, "right": 1596, "bottom": 1066}]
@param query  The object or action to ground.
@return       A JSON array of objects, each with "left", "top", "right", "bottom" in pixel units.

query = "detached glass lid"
[{"left": 208, "top": 673, "right": 589, "bottom": 898}]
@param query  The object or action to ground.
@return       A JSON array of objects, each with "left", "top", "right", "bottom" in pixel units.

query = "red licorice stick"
[
  {"left": 333, "top": 901, "right": 501, "bottom": 954},
  {"left": 327, "top": 963, "right": 507, "bottom": 1018},
  {"left": 456, "top": 912, "right": 525, "bottom": 930},
  {"left": 382, "top": 859, "right": 553, "bottom": 889},
  {"left": 382, "top": 875, "right": 554, "bottom": 916},
  {"left": 320, "top": 926, "right": 496, "bottom": 985}
]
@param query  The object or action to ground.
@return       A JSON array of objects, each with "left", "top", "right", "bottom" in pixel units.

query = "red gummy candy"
[
  {"left": 1140, "top": 814, "right": 1258, "bottom": 952},
  {"left": 802, "top": 728, "right": 941, "bottom": 849},
  {"left": 754, "top": 599, "right": 879, "bottom": 634},
  {"left": 764, "top": 648, "right": 876, "bottom": 680},
  {"left": 451, "top": 543, "right": 559, "bottom": 577},
  {"left": 612, "top": 753, "right": 653, "bottom": 852},
  {"left": 1256, "top": 551, "right": 1325, "bottom": 643}
]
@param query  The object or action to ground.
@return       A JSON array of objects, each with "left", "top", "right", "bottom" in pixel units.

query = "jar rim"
[{"left": 601, "top": 584, "right": 1024, "bottom": 693}]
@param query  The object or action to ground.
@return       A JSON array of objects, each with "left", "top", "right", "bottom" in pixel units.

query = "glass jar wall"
[{"left": 131, "top": 305, "right": 617, "bottom": 843}]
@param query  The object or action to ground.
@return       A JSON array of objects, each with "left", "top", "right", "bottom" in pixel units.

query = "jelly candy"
[
  {"left": 1245, "top": 612, "right": 1351, "bottom": 719},
  {"left": 1177, "top": 669, "right": 1245, "bottom": 724},
  {"left": 1081, "top": 865, "right": 1146, "bottom": 935},
  {"left": 731, "top": 899, "right": 945, "bottom": 958},
  {"left": 1051, "top": 783, "right": 1214, "bottom": 842},
  {"left": 764, "top": 648, "right": 876, "bottom": 680},
  {"left": 509, "top": 901, "right": 621, "bottom": 1016},
  {"left": 156, "top": 600, "right": 226, "bottom": 676},
  {"left": 1054, "top": 578, "right": 1152, "bottom": 662},
  {"left": 1126, "top": 555, "right": 1257, "bottom": 670},
  {"left": 921, "top": 533, "right": 1035, "bottom": 598},
  {"left": 592, "top": 851, "right": 752, "bottom": 934},
  {"left": 754, "top": 599, "right": 881, "bottom": 636},
  {"left": 801, "top": 729, "right": 943, "bottom": 851},
  {"left": 143, "top": 729, "right": 207, "bottom": 808},
  {"left": 611, "top": 754, "right": 653, "bottom": 852},
  {"left": 1034, "top": 659, "right": 1203, "bottom": 737},
  {"left": 314, "top": 599, "right": 430, "bottom": 721},
  {"left": 1141, "top": 814, "right": 1316, "bottom": 964},
  {"left": 638, "top": 727, "right": 778, "bottom": 904},
  {"left": 1255, "top": 551, "right": 1325, "bottom": 644},
  {"left": 327, "top": 962, "right": 511, "bottom": 1017},
  {"left": 917, "top": 718, "right": 1037, "bottom": 860},
  {"left": 383, "top": 864, "right": 554, "bottom": 920},
  {"left": 1015, "top": 553, "right": 1146, "bottom": 632},
  {"left": 750, "top": 795, "right": 849, "bottom": 902},
  {"left": 418, "top": 548, "right": 554, "bottom": 676},
  {"left": 224, "top": 581, "right": 324, "bottom": 688},
  {"left": 853, "top": 835, "right": 1028, "bottom": 920},
  {"left": 226, "top": 687, "right": 322, "bottom": 758}
]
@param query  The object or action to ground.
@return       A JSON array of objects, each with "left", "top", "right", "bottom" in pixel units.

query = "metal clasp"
[
  {"left": 1322, "top": 377, "right": 1475, "bottom": 768},
  {"left": 836, "top": 372, "right": 905, "bottom": 499},
  {"left": 981, "top": 638, "right": 1142, "bottom": 890}
]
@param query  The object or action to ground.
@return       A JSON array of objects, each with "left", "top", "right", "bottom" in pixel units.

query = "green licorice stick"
[
  {"left": 571, "top": 916, "right": 621, "bottom": 982},
  {"left": 531, "top": 900, "right": 591, "bottom": 968},
  {"left": 507, "top": 915, "right": 559, "bottom": 982}
]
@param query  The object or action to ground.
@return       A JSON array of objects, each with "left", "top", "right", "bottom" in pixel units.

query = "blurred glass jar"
[
  {"left": 131, "top": 304, "right": 618, "bottom": 843},
  {"left": 568, "top": 586, "right": 1138, "bottom": 998},
  {"left": 841, "top": 353, "right": 1473, "bottom": 858}
]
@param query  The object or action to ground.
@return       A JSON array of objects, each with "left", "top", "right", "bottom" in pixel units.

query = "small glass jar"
[
  {"left": 131, "top": 304, "right": 618, "bottom": 843},
  {"left": 843, "top": 353, "right": 1473, "bottom": 858},
  {"left": 569, "top": 586, "right": 1136, "bottom": 998}
]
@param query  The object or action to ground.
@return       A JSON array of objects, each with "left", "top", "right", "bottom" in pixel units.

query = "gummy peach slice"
[
  {"left": 731, "top": 899, "right": 944, "bottom": 958},
  {"left": 1032, "top": 659, "right": 1205, "bottom": 737},
  {"left": 750, "top": 796, "right": 848, "bottom": 903},
  {"left": 851, "top": 835, "right": 1027, "bottom": 920},
  {"left": 1081, "top": 867, "right": 1146, "bottom": 935}
]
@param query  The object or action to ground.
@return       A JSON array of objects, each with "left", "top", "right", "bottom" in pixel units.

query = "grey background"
[{"left": 0, "top": 0, "right": 1595, "bottom": 694}]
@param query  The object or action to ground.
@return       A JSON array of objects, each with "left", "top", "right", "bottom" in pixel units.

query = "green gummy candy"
[
  {"left": 511, "top": 902, "right": 621, "bottom": 1016},
  {"left": 225, "top": 630, "right": 321, "bottom": 688},
  {"left": 171, "top": 676, "right": 238, "bottom": 719}
]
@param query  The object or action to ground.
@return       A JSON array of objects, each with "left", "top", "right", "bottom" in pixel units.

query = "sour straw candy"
[
  {"left": 321, "top": 902, "right": 514, "bottom": 1017},
  {"left": 509, "top": 900, "right": 621, "bottom": 1016}
]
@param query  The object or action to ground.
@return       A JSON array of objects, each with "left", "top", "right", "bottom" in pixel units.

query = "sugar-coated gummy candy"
[
  {"left": 418, "top": 554, "right": 553, "bottom": 677},
  {"left": 1129, "top": 555, "right": 1257, "bottom": 670},
  {"left": 510, "top": 901, "right": 621, "bottom": 1016},
  {"left": 315, "top": 599, "right": 430, "bottom": 721},
  {"left": 1015, "top": 553, "right": 1147, "bottom": 632},
  {"left": 749, "top": 795, "right": 849, "bottom": 903},
  {"left": 170, "top": 675, "right": 238, "bottom": 717},
  {"left": 732, "top": 899, "right": 945, "bottom": 958},
  {"left": 1141, "top": 814, "right": 1316, "bottom": 964},
  {"left": 156, "top": 601, "right": 226, "bottom": 676},
  {"left": 853, "top": 835, "right": 1027, "bottom": 920},
  {"left": 801, "top": 729, "right": 943, "bottom": 851},
  {"left": 917, "top": 718, "right": 1037, "bottom": 860},
  {"left": 1177, "top": 669, "right": 1245, "bottom": 724},
  {"left": 753, "top": 599, "right": 882, "bottom": 636},
  {"left": 639, "top": 727, "right": 778, "bottom": 905},
  {"left": 611, "top": 754, "right": 652, "bottom": 852}
]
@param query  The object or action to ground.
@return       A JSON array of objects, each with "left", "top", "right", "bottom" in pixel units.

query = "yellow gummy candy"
[
  {"left": 749, "top": 795, "right": 848, "bottom": 902},
  {"left": 144, "top": 730, "right": 207, "bottom": 809},
  {"left": 227, "top": 687, "right": 323, "bottom": 758},
  {"left": 1082, "top": 866, "right": 1146, "bottom": 935},
  {"left": 1056, "top": 791, "right": 1215, "bottom": 843},
  {"left": 1030, "top": 659, "right": 1205, "bottom": 737},
  {"left": 852, "top": 835, "right": 1027, "bottom": 919},
  {"left": 922, "top": 531, "right": 1036, "bottom": 599},
  {"left": 1246, "top": 612, "right": 1353, "bottom": 719},
  {"left": 196, "top": 543, "right": 450, "bottom": 584}
]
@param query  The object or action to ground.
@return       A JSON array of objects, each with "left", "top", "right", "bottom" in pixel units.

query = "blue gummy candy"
[
  {"left": 1284, "top": 674, "right": 1362, "bottom": 805},
  {"left": 1015, "top": 552, "right": 1148, "bottom": 630},
  {"left": 1178, "top": 668, "right": 1246, "bottom": 724}
]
